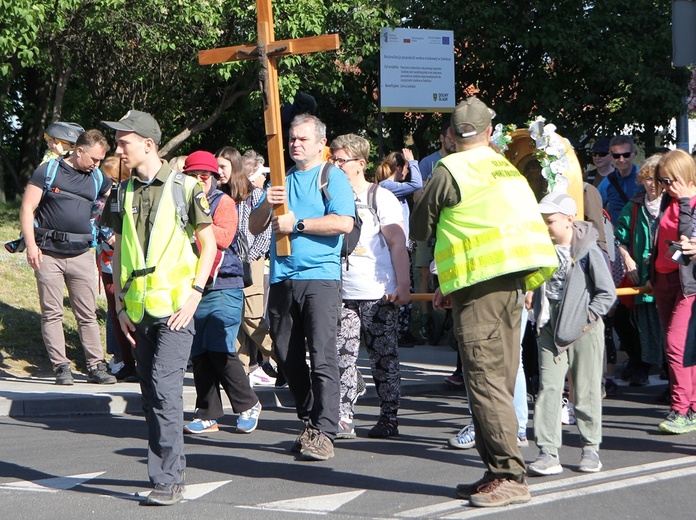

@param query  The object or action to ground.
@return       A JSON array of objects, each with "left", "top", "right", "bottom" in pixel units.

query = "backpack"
[
  {"left": 38, "top": 158, "right": 105, "bottom": 247},
  {"left": 318, "top": 162, "right": 380, "bottom": 268}
]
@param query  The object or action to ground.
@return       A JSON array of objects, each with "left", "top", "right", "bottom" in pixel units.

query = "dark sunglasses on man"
[{"left": 611, "top": 152, "right": 632, "bottom": 159}]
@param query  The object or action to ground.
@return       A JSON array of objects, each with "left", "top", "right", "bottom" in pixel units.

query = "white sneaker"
[
  {"left": 561, "top": 398, "right": 576, "bottom": 425},
  {"left": 109, "top": 358, "right": 124, "bottom": 375},
  {"left": 249, "top": 366, "right": 276, "bottom": 387}
]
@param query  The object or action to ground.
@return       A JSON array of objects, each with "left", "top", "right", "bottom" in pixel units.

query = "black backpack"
[{"left": 318, "top": 163, "right": 379, "bottom": 267}]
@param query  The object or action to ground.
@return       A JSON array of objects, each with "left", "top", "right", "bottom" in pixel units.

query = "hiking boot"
[
  {"left": 290, "top": 423, "right": 313, "bottom": 453},
  {"left": 658, "top": 409, "right": 696, "bottom": 434},
  {"left": 144, "top": 483, "right": 185, "bottom": 506},
  {"left": 237, "top": 402, "right": 262, "bottom": 433},
  {"left": 368, "top": 417, "right": 399, "bottom": 438},
  {"left": 55, "top": 363, "right": 74, "bottom": 386},
  {"left": 448, "top": 424, "right": 476, "bottom": 449},
  {"left": 87, "top": 362, "right": 117, "bottom": 384},
  {"left": 579, "top": 447, "right": 602, "bottom": 473},
  {"left": 115, "top": 363, "right": 139, "bottom": 382},
  {"left": 468, "top": 478, "right": 531, "bottom": 507},
  {"left": 455, "top": 472, "right": 495, "bottom": 499},
  {"left": 184, "top": 419, "right": 219, "bottom": 434},
  {"left": 527, "top": 447, "right": 563, "bottom": 476},
  {"left": 301, "top": 430, "right": 335, "bottom": 461},
  {"left": 336, "top": 419, "right": 356, "bottom": 439}
]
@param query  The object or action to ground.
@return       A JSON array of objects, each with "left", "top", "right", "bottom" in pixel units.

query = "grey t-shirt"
[{"left": 546, "top": 245, "right": 571, "bottom": 301}]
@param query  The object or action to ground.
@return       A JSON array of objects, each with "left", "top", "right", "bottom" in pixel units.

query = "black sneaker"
[
  {"left": 115, "top": 363, "right": 139, "bottom": 382},
  {"left": 275, "top": 371, "right": 288, "bottom": 388},
  {"left": 144, "top": 483, "right": 185, "bottom": 506},
  {"left": 55, "top": 363, "right": 74, "bottom": 386},
  {"left": 88, "top": 362, "right": 117, "bottom": 384},
  {"left": 261, "top": 361, "right": 279, "bottom": 379},
  {"left": 630, "top": 369, "right": 649, "bottom": 387},
  {"left": 368, "top": 417, "right": 399, "bottom": 438},
  {"left": 398, "top": 332, "right": 418, "bottom": 348}
]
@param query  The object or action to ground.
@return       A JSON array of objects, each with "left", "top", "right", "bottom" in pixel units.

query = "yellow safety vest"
[
  {"left": 120, "top": 173, "right": 199, "bottom": 323},
  {"left": 434, "top": 147, "right": 558, "bottom": 295}
]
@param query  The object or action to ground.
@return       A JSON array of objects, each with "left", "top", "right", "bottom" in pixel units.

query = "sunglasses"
[
  {"left": 657, "top": 177, "right": 673, "bottom": 186},
  {"left": 591, "top": 152, "right": 608, "bottom": 158},
  {"left": 611, "top": 152, "right": 633, "bottom": 159}
]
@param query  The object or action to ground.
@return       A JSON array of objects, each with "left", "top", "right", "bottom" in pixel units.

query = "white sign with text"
[{"left": 380, "top": 28, "right": 455, "bottom": 113}]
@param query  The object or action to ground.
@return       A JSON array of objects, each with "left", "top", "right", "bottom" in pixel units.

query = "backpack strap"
[
  {"left": 607, "top": 171, "right": 629, "bottom": 204},
  {"left": 42, "top": 159, "right": 60, "bottom": 196},
  {"left": 171, "top": 172, "right": 190, "bottom": 232},
  {"left": 366, "top": 183, "right": 380, "bottom": 226},
  {"left": 318, "top": 162, "right": 333, "bottom": 203}
]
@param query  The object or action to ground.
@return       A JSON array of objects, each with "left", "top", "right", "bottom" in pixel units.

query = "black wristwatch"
[{"left": 296, "top": 219, "right": 306, "bottom": 233}]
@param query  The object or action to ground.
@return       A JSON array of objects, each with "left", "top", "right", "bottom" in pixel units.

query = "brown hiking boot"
[
  {"left": 301, "top": 430, "right": 335, "bottom": 461},
  {"left": 290, "top": 423, "right": 313, "bottom": 453},
  {"left": 468, "top": 478, "right": 531, "bottom": 508},
  {"left": 455, "top": 471, "right": 495, "bottom": 499}
]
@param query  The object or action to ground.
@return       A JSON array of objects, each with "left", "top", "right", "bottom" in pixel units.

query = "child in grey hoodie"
[{"left": 527, "top": 192, "right": 616, "bottom": 476}]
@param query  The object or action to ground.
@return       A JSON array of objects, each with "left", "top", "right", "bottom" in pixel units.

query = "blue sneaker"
[
  {"left": 184, "top": 418, "right": 219, "bottom": 434},
  {"left": 448, "top": 423, "right": 475, "bottom": 449},
  {"left": 237, "top": 402, "right": 262, "bottom": 433}
]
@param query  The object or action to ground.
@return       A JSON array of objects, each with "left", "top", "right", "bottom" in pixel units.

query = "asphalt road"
[{"left": 0, "top": 387, "right": 694, "bottom": 520}]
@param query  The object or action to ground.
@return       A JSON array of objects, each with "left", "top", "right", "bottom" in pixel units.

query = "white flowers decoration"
[
  {"left": 491, "top": 123, "right": 517, "bottom": 153},
  {"left": 527, "top": 116, "right": 570, "bottom": 193}
]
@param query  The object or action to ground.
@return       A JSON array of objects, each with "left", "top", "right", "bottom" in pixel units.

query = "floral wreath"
[{"left": 491, "top": 116, "right": 570, "bottom": 194}]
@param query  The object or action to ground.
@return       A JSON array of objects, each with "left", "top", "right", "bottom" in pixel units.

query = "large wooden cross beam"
[{"left": 199, "top": 0, "right": 339, "bottom": 256}]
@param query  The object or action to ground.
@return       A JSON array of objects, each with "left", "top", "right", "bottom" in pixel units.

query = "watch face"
[{"left": 297, "top": 220, "right": 305, "bottom": 232}]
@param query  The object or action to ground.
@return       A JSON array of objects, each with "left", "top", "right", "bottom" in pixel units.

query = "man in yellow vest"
[
  {"left": 101, "top": 111, "right": 216, "bottom": 506},
  {"left": 411, "top": 97, "right": 558, "bottom": 508}
]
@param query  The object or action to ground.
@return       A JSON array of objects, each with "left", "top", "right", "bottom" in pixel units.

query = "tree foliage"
[{"left": 0, "top": 0, "right": 689, "bottom": 201}]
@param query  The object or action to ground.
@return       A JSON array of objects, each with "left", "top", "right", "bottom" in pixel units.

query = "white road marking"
[
  {"left": 239, "top": 489, "right": 366, "bottom": 515},
  {"left": 398, "top": 455, "right": 696, "bottom": 518},
  {"left": 133, "top": 479, "right": 232, "bottom": 501},
  {"left": 0, "top": 472, "right": 104, "bottom": 493}
]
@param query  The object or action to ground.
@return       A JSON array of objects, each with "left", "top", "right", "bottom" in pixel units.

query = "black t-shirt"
[{"left": 29, "top": 158, "right": 113, "bottom": 255}]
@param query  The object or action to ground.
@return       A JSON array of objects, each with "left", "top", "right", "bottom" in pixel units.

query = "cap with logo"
[
  {"left": 183, "top": 150, "right": 220, "bottom": 176},
  {"left": 45, "top": 122, "right": 85, "bottom": 144},
  {"left": 102, "top": 110, "right": 162, "bottom": 145},
  {"left": 591, "top": 138, "right": 610, "bottom": 154},
  {"left": 538, "top": 192, "right": 577, "bottom": 216},
  {"left": 451, "top": 97, "right": 495, "bottom": 138}
]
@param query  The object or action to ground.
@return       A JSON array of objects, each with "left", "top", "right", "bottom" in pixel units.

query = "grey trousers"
[{"left": 132, "top": 317, "right": 193, "bottom": 485}]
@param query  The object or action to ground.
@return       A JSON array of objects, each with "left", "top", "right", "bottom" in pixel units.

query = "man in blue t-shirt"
[
  {"left": 249, "top": 114, "right": 354, "bottom": 461},
  {"left": 597, "top": 135, "right": 642, "bottom": 225}
]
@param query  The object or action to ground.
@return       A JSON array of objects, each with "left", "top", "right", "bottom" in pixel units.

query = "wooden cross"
[{"left": 199, "top": 0, "right": 339, "bottom": 256}]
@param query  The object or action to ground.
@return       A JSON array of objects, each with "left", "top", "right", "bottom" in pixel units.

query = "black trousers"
[
  {"left": 191, "top": 351, "right": 258, "bottom": 419},
  {"left": 267, "top": 279, "right": 341, "bottom": 440}
]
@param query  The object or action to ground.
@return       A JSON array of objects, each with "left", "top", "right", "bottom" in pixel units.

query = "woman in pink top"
[{"left": 650, "top": 149, "right": 696, "bottom": 434}]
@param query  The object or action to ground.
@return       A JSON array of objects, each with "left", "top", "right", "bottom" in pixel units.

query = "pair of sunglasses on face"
[{"left": 591, "top": 151, "right": 633, "bottom": 159}]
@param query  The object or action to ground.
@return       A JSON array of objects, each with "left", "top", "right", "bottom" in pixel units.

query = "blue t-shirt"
[
  {"left": 418, "top": 150, "right": 444, "bottom": 182},
  {"left": 597, "top": 165, "right": 641, "bottom": 225},
  {"left": 265, "top": 163, "right": 355, "bottom": 283}
]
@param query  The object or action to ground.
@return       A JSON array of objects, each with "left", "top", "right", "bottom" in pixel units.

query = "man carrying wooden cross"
[{"left": 249, "top": 114, "right": 354, "bottom": 460}]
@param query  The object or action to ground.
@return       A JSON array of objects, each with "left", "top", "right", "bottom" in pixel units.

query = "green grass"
[{"left": 0, "top": 202, "right": 108, "bottom": 377}]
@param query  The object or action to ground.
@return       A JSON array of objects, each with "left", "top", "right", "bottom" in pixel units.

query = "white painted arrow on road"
[
  {"left": 0, "top": 472, "right": 105, "bottom": 492},
  {"left": 239, "top": 489, "right": 366, "bottom": 514}
]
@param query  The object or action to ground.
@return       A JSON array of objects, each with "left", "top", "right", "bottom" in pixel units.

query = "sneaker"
[
  {"left": 249, "top": 366, "right": 275, "bottom": 387},
  {"left": 55, "top": 363, "right": 74, "bottom": 386},
  {"left": 578, "top": 447, "right": 602, "bottom": 473},
  {"left": 87, "top": 362, "right": 117, "bottom": 384},
  {"left": 620, "top": 364, "right": 634, "bottom": 381},
  {"left": 630, "top": 369, "right": 649, "bottom": 387},
  {"left": 115, "top": 363, "right": 139, "bottom": 382},
  {"left": 603, "top": 378, "right": 619, "bottom": 398},
  {"left": 448, "top": 424, "right": 476, "bottom": 449},
  {"left": 261, "top": 361, "right": 279, "bottom": 379},
  {"left": 108, "top": 358, "right": 124, "bottom": 375},
  {"left": 527, "top": 447, "right": 563, "bottom": 476},
  {"left": 398, "top": 332, "right": 418, "bottom": 348},
  {"left": 658, "top": 409, "right": 696, "bottom": 434},
  {"left": 184, "top": 418, "right": 219, "bottom": 434},
  {"left": 517, "top": 433, "right": 529, "bottom": 448},
  {"left": 275, "top": 371, "right": 288, "bottom": 388},
  {"left": 468, "top": 478, "right": 531, "bottom": 507},
  {"left": 336, "top": 419, "right": 356, "bottom": 439},
  {"left": 301, "top": 429, "right": 335, "bottom": 461},
  {"left": 561, "top": 398, "right": 576, "bottom": 425},
  {"left": 455, "top": 472, "right": 495, "bottom": 499},
  {"left": 290, "top": 422, "right": 312, "bottom": 453},
  {"left": 237, "top": 402, "right": 262, "bottom": 433},
  {"left": 445, "top": 373, "right": 465, "bottom": 387},
  {"left": 145, "top": 483, "right": 185, "bottom": 506},
  {"left": 368, "top": 417, "right": 399, "bottom": 438}
]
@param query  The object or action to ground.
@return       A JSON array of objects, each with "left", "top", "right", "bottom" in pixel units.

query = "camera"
[
  {"left": 4, "top": 237, "right": 26, "bottom": 254},
  {"left": 666, "top": 240, "right": 689, "bottom": 265}
]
